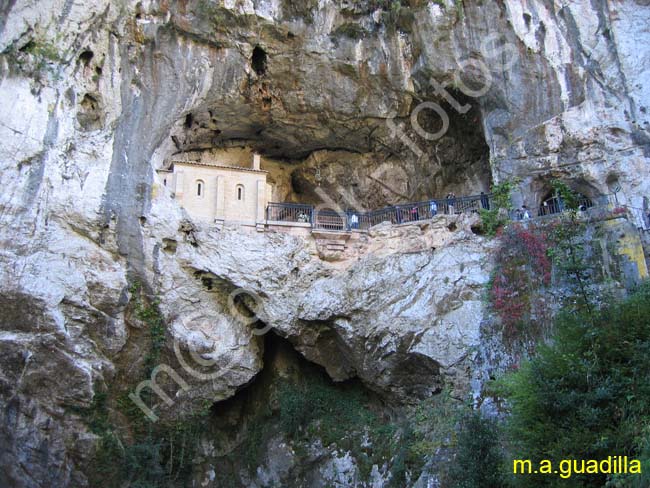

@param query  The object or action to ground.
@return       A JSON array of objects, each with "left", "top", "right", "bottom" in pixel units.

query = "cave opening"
[
  {"left": 78, "top": 50, "right": 94, "bottom": 67},
  {"left": 539, "top": 189, "right": 593, "bottom": 216},
  {"left": 77, "top": 93, "right": 104, "bottom": 131},
  {"left": 281, "top": 89, "right": 492, "bottom": 210},
  {"left": 251, "top": 46, "right": 267, "bottom": 76},
  {"left": 184, "top": 112, "right": 193, "bottom": 129},
  {"left": 202, "top": 331, "right": 397, "bottom": 485},
  {"left": 157, "top": 83, "right": 492, "bottom": 225}
]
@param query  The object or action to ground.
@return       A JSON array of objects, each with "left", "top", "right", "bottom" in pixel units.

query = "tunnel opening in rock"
[
  {"left": 202, "top": 331, "right": 400, "bottom": 486},
  {"left": 251, "top": 46, "right": 267, "bottom": 76},
  {"left": 78, "top": 50, "right": 93, "bottom": 67},
  {"left": 539, "top": 189, "right": 593, "bottom": 216}
]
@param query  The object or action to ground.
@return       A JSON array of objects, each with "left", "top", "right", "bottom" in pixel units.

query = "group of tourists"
[
  {"left": 513, "top": 205, "right": 531, "bottom": 220},
  {"left": 309, "top": 189, "right": 501, "bottom": 231},
  {"left": 296, "top": 188, "right": 614, "bottom": 232}
]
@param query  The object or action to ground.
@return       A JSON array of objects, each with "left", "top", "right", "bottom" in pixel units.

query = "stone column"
[
  {"left": 215, "top": 175, "right": 226, "bottom": 226},
  {"left": 256, "top": 179, "right": 266, "bottom": 231},
  {"left": 174, "top": 171, "right": 184, "bottom": 202}
]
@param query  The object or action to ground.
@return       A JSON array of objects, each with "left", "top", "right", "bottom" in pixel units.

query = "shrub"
[
  {"left": 130, "top": 281, "right": 166, "bottom": 373},
  {"left": 407, "top": 389, "right": 462, "bottom": 455},
  {"left": 332, "top": 22, "right": 369, "bottom": 40},
  {"left": 276, "top": 375, "right": 408, "bottom": 482},
  {"left": 497, "top": 282, "right": 650, "bottom": 486},
  {"left": 444, "top": 412, "right": 507, "bottom": 488},
  {"left": 277, "top": 376, "right": 387, "bottom": 453},
  {"left": 489, "top": 223, "right": 553, "bottom": 338},
  {"left": 79, "top": 282, "right": 209, "bottom": 487},
  {"left": 4, "top": 37, "right": 63, "bottom": 79},
  {"left": 480, "top": 179, "right": 518, "bottom": 236}
]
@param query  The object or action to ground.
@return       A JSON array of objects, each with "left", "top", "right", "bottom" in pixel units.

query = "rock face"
[
  {"left": 163, "top": 215, "right": 492, "bottom": 405},
  {"left": 0, "top": 0, "right": 649, "bottom": 486}
]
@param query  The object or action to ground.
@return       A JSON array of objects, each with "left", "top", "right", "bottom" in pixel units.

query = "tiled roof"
[{"left": 169, "top": 160, "right": 268, "bottom": 173}]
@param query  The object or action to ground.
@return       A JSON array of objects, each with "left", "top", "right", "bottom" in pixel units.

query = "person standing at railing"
[
  {"left": 350, "top": 213, "right": 359, "bottom": 229},
  {"left": 446, "top": 192, "right": 456, "bottom": 215},
  {"left": 429, "top": 200, "right": 438, "bottom": 217},
  {"left": 411, "top": 206, "right": 419, "bottom": 221},
  {"left": 522, "top": 205, "right": 531, "bottom": 220},
  {"left": 480, "top": 191, "right": 490, "bottom": 210}
]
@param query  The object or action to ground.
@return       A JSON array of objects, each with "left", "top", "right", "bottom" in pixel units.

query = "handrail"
[
  {"left": 265, "top": 194, "right": 492, "bottom": 228},
  {"left": 266, "top": 202, "right": 314, "bottom": 223},
  {"left": 267, "top": 202, "right": 314, "bottom": 209},
  {"left": 265, "top": 193, "right": 620, "bottom": 230},
  {"left": 313, "top": 209, "right": 348, "bottom": 232}
]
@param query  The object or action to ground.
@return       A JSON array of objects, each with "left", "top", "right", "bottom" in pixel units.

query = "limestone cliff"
[{"left": 0, "top": 0, "right": 649, "bottom": 486}]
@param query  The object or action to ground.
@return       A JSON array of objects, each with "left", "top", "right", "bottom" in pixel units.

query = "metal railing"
[
  {"left": 537, "top": 196, "right": 594, "bottom": 217},
  {"left": 313, "top": 210, "right": 348, "bottom": 232},
  {"left": 360, "top": 207, "right": 399, "bottom": 228},
  {"left": 511, "top": 195, "right": 620, "bottom": 222},
  {"left": 266, "top": 194, "right": 642, "bottom": 235},
  {"left": 266, "top": 193, "right": 493, "bottom": 231},
  {"left": 266, "top": 202, "right": 313, "bottom": 224}
]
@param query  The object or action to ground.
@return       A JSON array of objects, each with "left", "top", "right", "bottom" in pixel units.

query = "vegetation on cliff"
[
  {"left": 74, "top": 283, "right": 210, "bottom": 488},
  {"left": 495, "top": 282, "right": 650, "bottom": 487},
  {"left": 438, "top": 282, "right": 650, "bottom": 488},
  {"left": 478, "top": 179, "right": 518, "bottom": 236}
]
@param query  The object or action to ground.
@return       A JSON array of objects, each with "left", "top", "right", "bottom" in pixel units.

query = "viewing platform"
[{"left": 265, "top": 193, "right": 494, "bottom": 234}]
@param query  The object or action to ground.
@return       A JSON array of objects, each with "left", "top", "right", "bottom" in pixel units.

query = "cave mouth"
[
  {"left": 208, "top": 330, "right": 389, "bottom": 426},
  {"left": 202, "top": 331, "right": 399, "bottom": 485},
  {"left": 78, "top": 50, "right": 94, "bottom": 67},
  {"left": 251, "top": 45, "right": 267, "bottom": 76},
  {"left": 282, "top": 90, "right": 492, "bottom": 209},
  {"left": 158, "top": 84, "right": 492, "bottom": 215}
]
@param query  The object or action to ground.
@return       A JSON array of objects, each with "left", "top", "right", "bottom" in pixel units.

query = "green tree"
[
  {"left": 445, "top": 412, "right": 507, "bottom": 488},
  {"left": 479, "top": 179, "right": 518, "bottom": 236},
  {"left": 498, "top": 283, "right": 650, "bottom": 487},
  {"left": 546, "top": 181, "right": 594, "bottom": 318}
]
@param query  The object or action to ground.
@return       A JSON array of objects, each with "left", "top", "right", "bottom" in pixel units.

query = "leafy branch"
[{"left": 479, "top": 178, "right": 519, "bottom": 236}]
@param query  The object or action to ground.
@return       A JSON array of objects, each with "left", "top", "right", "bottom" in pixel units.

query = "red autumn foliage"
[{"left": 490, "top": 223, "right": 553, "bottom": 335}]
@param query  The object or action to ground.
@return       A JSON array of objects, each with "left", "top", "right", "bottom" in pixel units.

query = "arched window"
[
  {"left": 236, "top": 184, "right": 245, "bottom": 201},
  {"left": 196, "top": 180, "right": 205, "bottom": 198}
]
